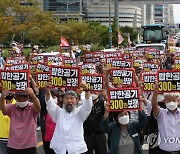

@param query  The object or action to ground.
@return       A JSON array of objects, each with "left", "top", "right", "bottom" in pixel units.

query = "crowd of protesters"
[{"left": 0, "top": 45, "right": 180, "bottom": 154}]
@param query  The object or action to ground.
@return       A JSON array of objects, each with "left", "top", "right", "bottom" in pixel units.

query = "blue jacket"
[{"left": 101, "top": 111, "right": 147, "bottom": 154}]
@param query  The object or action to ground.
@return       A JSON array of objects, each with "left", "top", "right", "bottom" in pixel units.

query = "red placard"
[
  {"left": 143, "top": 73, "right": 157, "bottom": 91},
  {"left": 143, "top": 62, "right": 160, "bottom": 72},
  {"left": 6, "top": 58, "right": 26, "bottom": 65},
  {"left": 157, "top": 69, "right": 180, "bottom": 93},
  {"left": 111, "top": 58, "right": 133, "bottom": 68},
  {"left": 5, "top": 62, "right": 29, "bottom": 71},
  {"left": 81, "top": 74, "right": 104, "bottom": 91},
  {"left": 64, "top": 58, "right": 78, "bottom": 67},
  {"left": 0, "top": 70, "right": 30, "bottom": 92},
  {"left": 50, "top": 65, "right": 81, "bottom": 88},
  {"left": 46, "top": 55, "right": 64, "bottom": 66},
  {"left": 81, "top": 63, "right": 96, "bottom": 74},
  {"left": 174, "top": 59, "right": 180, "bottom": 69},
  {"left": 111, "top": 68, "right": 134, "bottom": 86},
  {"left": 31, "top": 55, "right": 44, "bottom": 64},
  {"left": 108, "top": 88, "right": 141, "bottom": 111},
  {"left": 36, "top": 72, "right": 50, "bottom": 89},
  {"left": 36, "top": 62, "right": 51, "bottom": 73},
  {"left": 174, "top": 52, "right": 180, "bottom": 59}
]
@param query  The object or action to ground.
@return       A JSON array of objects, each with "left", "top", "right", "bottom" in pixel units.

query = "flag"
[
  {"left": 127, "top": 33, "right": 132, "bottom": 47},
  {"left": 60, "top": 36, "right": 70, "bottom": 47},
  {"left": 118, "top": 30, "right": 124, "bottom": 45}
]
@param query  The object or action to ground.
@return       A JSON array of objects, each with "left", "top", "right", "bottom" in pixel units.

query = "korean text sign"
[
  {"left": 50, "top": 66, "right": 80, "bottom": 88},
  {"left": 108, "top": 88, "right": 141, "bottom": 111},
  {"left": 81, "top": 74, "right": 104, "bottom": 91},
  {"left": 36, "top": 73, "right": 50, "bottom": 88},
  {"left": 143, "top": 62, "right": 159, "bottom": 72},
  {"left": 158, "top": 70, "right": 180, "bottom": 93},
  {"left": 111, "top": 68, "right": 134, "bottom": 85},
  {"left": 81, "top": 63, "right": 96, "bottom": 74},
  {"left": 0, "top": 70, "right": 29, "bottom": 92},
  {"left": 143, "top": 73, "right": 157, "bottom": 91}
]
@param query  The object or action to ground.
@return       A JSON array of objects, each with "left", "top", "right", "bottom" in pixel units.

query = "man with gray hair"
[
  {"left": 45, "top": 82, "right": 92, "bottom": 154},
  {"left": 152, "top": 84, "right": 180, "bottom": 154}
]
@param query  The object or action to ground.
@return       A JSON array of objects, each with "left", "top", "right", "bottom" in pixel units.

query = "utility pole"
[
  {"left": 108, "top": 0, "right": 112, "bottom": 49},
  {"left": 114, "top": 0, "right": 119, "bottom": 29}
]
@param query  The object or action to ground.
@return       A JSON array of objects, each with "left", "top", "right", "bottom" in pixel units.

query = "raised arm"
[
  {"left": 151, "top": 83, "right": 160, "bottom": 117},
  {"left": 25, "top": 88, "right": 41, "bottom": 112},
  {"left": 78, "top": 82, "right": 93, "bottom": 121},
  {"left": 0, "top": 89, "right": 9, "bottom": 115}
]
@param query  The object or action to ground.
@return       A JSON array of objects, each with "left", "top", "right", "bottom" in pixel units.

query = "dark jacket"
[{"left": 101, "top": 111, "right": 147, "bottom": 154}]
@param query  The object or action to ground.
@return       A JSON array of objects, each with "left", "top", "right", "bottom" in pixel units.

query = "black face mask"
[{"left": 6, "top": 93, "right": 14, "bottom": 100}]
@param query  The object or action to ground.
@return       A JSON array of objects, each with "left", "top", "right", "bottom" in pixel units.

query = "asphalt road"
[{"left": 36, "top": 130, "right": 149, "bottom": 154}]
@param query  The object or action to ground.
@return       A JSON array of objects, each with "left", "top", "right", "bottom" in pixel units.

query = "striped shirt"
[{"left": 5, "top": 103, "right": 39, "bottom": 149}]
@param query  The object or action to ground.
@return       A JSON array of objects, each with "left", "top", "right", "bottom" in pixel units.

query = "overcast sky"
[{"left": 173, "top": 4, "right": 180, "bottom": 23}]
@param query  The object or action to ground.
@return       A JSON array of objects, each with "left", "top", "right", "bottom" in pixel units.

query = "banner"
[
  {"left": 36, "top": 73, "right": 50, "bottom": 88},
  {"left": 158, "top": 70, "right": 180, "bottom": 93},
  {"left": 81, "top": 63, "right": 96, "bottom": 74},
  {"left": 50, "top": 66, "right": 80, "bottom": 88},
  {"left": 111, "top": 68, "right": 134, "bottom": 85},
  {"left": 143, "top": 73, "right": 157, "bottom": 91},
  {"left": 81, "top": 74, "right": 104, "bottom": 91},
  {"left": 0, "top": 70, "right": 29, "bottom": 92},
  {"left": 108, "top": 88, "right": 140, "bottom": 111}
]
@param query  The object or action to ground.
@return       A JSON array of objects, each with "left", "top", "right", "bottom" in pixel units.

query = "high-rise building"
[{"left": 41, "top": 0, "right": 141, "bottom": 27}]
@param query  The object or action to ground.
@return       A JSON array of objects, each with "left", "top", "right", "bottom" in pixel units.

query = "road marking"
[{"left": 37, "top": 141, "right": 43, "bottom": 148}]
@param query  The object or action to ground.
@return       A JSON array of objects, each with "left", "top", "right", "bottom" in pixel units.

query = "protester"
[
  {"left": 83, "top": 92, "right": 107, "bottom": 154},
  {"left": 152, "top": 84, "right": 180, "bottom": 154},
  {"left": 0, "top": 88, "right": 41, "bottom": 154},
  {"left": 45, "top": 82, "right": 93, "bottom": 154},
  {"left": 0, "top": 93, "right": 15, "bottom": 154},
  {"left": 102, "top": 103, "right": 147, "bottom": 154}
]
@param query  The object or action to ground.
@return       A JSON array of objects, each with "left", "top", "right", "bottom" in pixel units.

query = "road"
[{"left": 36, "top": 130, "right": 149, "bottom": 154}]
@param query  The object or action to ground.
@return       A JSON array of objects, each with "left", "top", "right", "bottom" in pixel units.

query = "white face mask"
[
  {"left": 16, "top": 101, "right": 29, "bottom": 108},
  {"left": 118, "top": 115, "right": 129, "bottom": 125},
  {"left": 166, "top": 101, "right": 178, "bottom": 111}
]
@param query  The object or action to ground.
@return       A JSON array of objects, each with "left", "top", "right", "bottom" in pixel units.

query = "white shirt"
[{"left": 46, "top": 96, "right": 93, "bottom": 154}]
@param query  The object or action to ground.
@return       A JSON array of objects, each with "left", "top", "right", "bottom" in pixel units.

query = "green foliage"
[{"left": 0, "top": 0, "right": 138, "bottom": 49}]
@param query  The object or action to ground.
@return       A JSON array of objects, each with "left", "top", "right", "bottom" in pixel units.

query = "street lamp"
[{"left": 108, "top": 0, "right": 112, "bottom": 48}]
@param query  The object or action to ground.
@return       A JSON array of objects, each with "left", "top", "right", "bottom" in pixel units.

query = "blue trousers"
[{"left": 0, "top": 140, "right": 8, "bottom": 154}]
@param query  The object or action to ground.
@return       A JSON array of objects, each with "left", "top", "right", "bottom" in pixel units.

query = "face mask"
[
  {"left": 166, "top": 101, "right": 178, "bottom": 111},
  {"left": 16, "top": 101, "right": 29, "bottom": 108},
  {"left": 118, "top": 115, "right": 129, "bottom": 125}
]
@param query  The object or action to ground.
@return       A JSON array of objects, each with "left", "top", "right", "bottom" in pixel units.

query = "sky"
[{"left": 173, "top": 4, "right": 180, "bottom": 23}]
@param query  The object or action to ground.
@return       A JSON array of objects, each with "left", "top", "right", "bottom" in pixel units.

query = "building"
[
  {"left": 85, "top": 2, "right": 142, "bottom": 28},
  {"left": 42, "top": 0, "right": 142, "bottom": 27}
]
